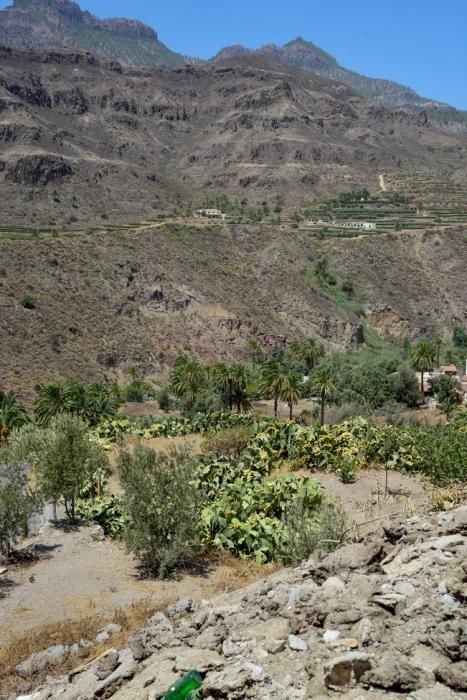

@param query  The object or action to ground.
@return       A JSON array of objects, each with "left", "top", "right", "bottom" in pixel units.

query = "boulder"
[
  {"left": 95, "top": 623, "right": 122, "bottom": 644},
  {"left": 16, "top": 645, "right": 69, "bottom": 678},
  {"left": 95, "top": 650, "right": 119, "bottom": 680}
]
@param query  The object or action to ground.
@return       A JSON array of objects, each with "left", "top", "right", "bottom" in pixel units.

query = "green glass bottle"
[{"left": 162, "top": 670, "right": 203, "bottom": 699}]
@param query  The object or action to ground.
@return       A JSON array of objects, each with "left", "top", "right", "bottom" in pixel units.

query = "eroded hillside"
[
  {"left": 0, "top": 47, "right": 466, "bottom": 225},
  {"left": 1, "top": 224, "right": 465, "bottom": 402}
]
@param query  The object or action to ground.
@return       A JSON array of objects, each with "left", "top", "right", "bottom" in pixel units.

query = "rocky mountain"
[
  {"left": 12, "top": 504, "right": 467, "bottom": 698},
  {"left": 214, "top": 38, "right": 443, "bottom": 110},
  {"left": 0, "top": 0, "right": 465, "bottom": 127},
  {"left": 1, "top": 221, "right": 465, "bottom": 402},
  {"left": 0, "top": 46, "right": 466, "bottom": 226},
  {"left": 0, "top": 0, "right": 185, "bottom": 68}
]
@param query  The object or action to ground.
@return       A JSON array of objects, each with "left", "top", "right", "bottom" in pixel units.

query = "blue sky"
[{"left": 1, "top": 0, "right": 466, "bottom": 108}]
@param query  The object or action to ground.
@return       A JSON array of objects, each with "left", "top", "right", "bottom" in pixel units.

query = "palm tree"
[
  {"left": 279, "top": 371, "right": 302, "bottom": 420},
  {"left": 230, "top": 362, "right": 251, "bottom": 412},
  {"left": 34, "top": 383, "right": 68, "bottom": 425},
  {"left": 258, "top": 359, "right": 286, "bottom": 418},
  {"left": 287, "top": 337, "right": 323, "bottom": 373},
  {"left": 432, "top": 337, "right": 443, "bottom": 368},
  {"left": 310, "top": 367, "right": 336, "bottom": 426},
  {"left": 210, "top": 362, "right": 234, "bottom": 410},
  {"left": 171, "top": 355, "right": 206, "bottom": 407},
  {"left": 0, "top": 390, "right": 29, "bottom": 443},
  {"left": 411, "top": 340, "right": 435, "bottom": 394},
  {"left": 246, "top": 339, "right": 265, "bottom": 367}
]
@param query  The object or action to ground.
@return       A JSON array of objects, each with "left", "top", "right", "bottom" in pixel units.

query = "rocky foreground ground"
[{"left": 14, "top": 505, "right": 467, "bottom": 699}]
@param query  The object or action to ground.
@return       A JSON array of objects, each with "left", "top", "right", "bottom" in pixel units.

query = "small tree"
[
  {"left": 8, "top": 415, "right": 107, "bottom": 521},
  {"left": 118, "top": 446, "right": 204, "bottom": 577},
  {"left": 0, "top": 463, "right": 38, "bottom": 557},
  {"left": 411, "top": 340, "right": 435, "bottom": 394},
  {"left": 310, "top": 367, "right": 336, "bottom": 425}
]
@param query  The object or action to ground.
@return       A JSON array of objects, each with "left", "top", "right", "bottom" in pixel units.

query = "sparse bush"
[
  {"left": 20, "top": 294, "right": 36, "bottom": 309},
  {"left": 118, "top": 446, "right": 204, "bottom": 577},
  {"left": 202, "top": 426, "right": 252, "bottom": 457},
  {"left": 157, "top": 387, "right": 173, "bottom": 412},
  {"left": 278, "top": 500, "right": 348, "bottom": 566}
]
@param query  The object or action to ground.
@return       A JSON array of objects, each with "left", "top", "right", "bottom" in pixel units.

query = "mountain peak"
[{"left": 0, "top": 0, "right": 183, "bottom": 66}]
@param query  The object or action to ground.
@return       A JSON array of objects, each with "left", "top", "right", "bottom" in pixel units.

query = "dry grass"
[
  {"left": 0, "top": 596, "right": 169, "bottom": 696},
  {"left": 428, "top": 484, "right": 467, "bottom": 511}
]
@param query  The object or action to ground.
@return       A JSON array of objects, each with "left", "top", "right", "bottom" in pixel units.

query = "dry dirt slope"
[{"left": 0, "top": 224, "right": 465, "bottom": 402}]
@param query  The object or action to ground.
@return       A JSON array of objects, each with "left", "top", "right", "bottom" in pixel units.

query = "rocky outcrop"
[
  {"left": 18, "top": 505, "right": 467, "bottom": 699},
  {"left": 5, "top": 155, "right": 73, "bottom": 184}
]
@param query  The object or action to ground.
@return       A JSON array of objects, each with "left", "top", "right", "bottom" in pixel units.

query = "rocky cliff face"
[
  {"left": 0, "top": 0, "right": 184, "bottom": 67},
  {"left": 15, "top": 504, "right": 467, "bottom": 698}
]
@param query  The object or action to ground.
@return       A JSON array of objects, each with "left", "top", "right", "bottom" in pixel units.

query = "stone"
[
  {"left": 362, "top": 652, "right": 422, "bottom": 692},
  {"left": 95, "top": 648, "right": 136, "bottom": 698},
  {"left": 288, "top": 634, "right": 307, "bottom": 651},
  {"left": 321, "top": 576, "right": 345, "bottom": 595},
  {"left": 95, "top": 650, "right": 119, "bottom": 680},
  {"left": 266, "top": 639, "right": 286, "bottom": 655},
  {"left": 95, "top": 623, "right": 122, "bottom": 644},
  {"left": 408, "top": 684, "right": 460, "bottom": 699},
  {"left": 16, "top": 645, "right": 69, "bottom": 678},
  {"left": 323, "top": 629, "right": 341, "bottom": 643},
  {"left": 148, "top": 611, "right": 170, "bottom": 626},
  {"left": 222, "top": 638, "right": 244, "bottom": 658},
  {"left": 128, "top": 635, "right": 150, "bottom": 661},
  {"left": 89, "top": 522, "right": 105, "bottom": 541},
  {"left": 372, "top": 591, "right": 406, "bottom": 613},
  {"left": 435, "top": 661, "right": 467, "bottom": 691},
  {"left": 167, "top": 597, "right": 194, "bottom": 618},
  {"left": 317, "top": 542, "right": 384, "bottom": 576},
  {"left": 244, "top": 661, "right": 269, "bottom": 683},
  {"left": 324, "top": 652, "right": 372, "bottom": 688},
  {"left": 0, "top": 565, "right": 8, "bottom": 575},
  {"left": 351, "top": 617, "right": 373, "bottom": 646}
]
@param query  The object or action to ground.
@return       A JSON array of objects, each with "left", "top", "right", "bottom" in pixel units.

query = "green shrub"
[
  {"left": 75, "top": 496, "right": 127, "bottom": 538},
  {"left": 118, "top": 446, "right": 204, "bottom": 577},
  {"left": 0, "top": 463, "right": 38, "bottom": 557},
  {"left": 277, "top": 500, "right": 348, "bottom": 565},
  {"left": 20, "top": 294, "right": 36, "bottom": 310}
]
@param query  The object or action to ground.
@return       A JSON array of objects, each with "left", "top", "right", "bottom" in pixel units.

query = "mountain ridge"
[{"left": 0, "top": 0, "right": 465, "bottom": 124}]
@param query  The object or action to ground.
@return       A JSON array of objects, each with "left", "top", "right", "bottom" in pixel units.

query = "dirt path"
[
  {"left": 379, "top": 173, "right": 387, "bottom": 191},
  {"left": 0, "top": 522, "right": 240, "bottom": 640}
]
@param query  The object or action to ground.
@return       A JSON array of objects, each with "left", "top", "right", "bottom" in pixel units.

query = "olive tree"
[
  {"left": 0, "top": 462, "right": 38, "bottom": 557},
  {"left": 118, "top": 445, "right": 204, "bottom": 577},
  {"left": 8, "top": 414, "right": 107, "bottom": 521}
]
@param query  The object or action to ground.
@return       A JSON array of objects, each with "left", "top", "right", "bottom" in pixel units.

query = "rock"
[
  {"left": 0, "top": 565, "right": 8, "bottom": 575},
  {"left": 288, "top": 634, "right": 307, "bottom": 651},
  {"left": 321, "top": 576, "right": 345, "bottom": 595},
  {"left": 16, "top": 645, "right": 69, "bottom": 678},
  {"left": 435, "top": 660, "right": 467, "bottom": 691},
  {"left": 167, "top": 597, "right": 194, "bottom": 618},
  {"left": 95, "top": 650, "right": 119, "bottom": 680},
  {"left": 95, "top": 648, "right": 135, "bottom": 698},
  {"left": 244, "top": 661, "right": 269, "bottom": 682},
  {"left": 222, "top": 638, "right": 245, "bottom": 658},
  {"left": 95, "top": 623, "right": 122, "bottom": 644},
  {"left": 148, "top": 611, "right": 170, "bottom": 626},
  {"left": 408, "top": 683, "right": 460, "bottom": 699},
  {"left": 323, "top": 629, "right": 341, "bottom": 643},
  {"left": 317, "top": 542, "right": 384, "bottom": 577},
  {"left": 324, "top": 652, "right": 372, "bottom": 688},
  {"left": 128, "top": 635, "right": 150, "bottom": 661},
  {"left": 362, "top": 652, "right": 423, "bottom": 692},
  {"left": 372, "top": 591, "right": 406, "bottom": 613},
  {"left": 352, "top": 617, "right": 373, "bottom": 646},
  {"left": 89, "top": 522, "right": 105, "bottom": 541},
  {"left": 266, "top": 639, "right": 286, "bottom": 655},
  {"left": 172, "top": 647, "right": 224, "bottom": 673}
]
